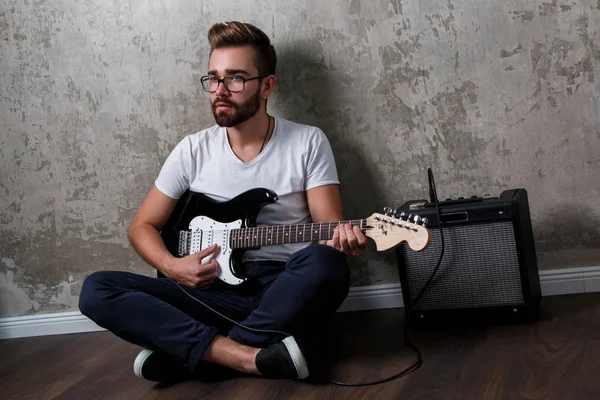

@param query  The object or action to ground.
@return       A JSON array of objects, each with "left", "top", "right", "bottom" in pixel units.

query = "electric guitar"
[{"left": 160, "top": 188, "right": 431, "bottom": 285}]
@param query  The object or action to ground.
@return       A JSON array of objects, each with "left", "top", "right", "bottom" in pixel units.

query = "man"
[{"left": 79, "top": 21, "right": 368, "bottom": 383}]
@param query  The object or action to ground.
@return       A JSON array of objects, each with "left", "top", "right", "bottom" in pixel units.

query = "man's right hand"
[{"left": 164, "top": 244, "right": 221, "bottom": 288}]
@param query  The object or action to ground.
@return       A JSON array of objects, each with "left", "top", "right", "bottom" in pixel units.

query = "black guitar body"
[{"left": 158, "top": 188, "right": 279, "bottom": 279}]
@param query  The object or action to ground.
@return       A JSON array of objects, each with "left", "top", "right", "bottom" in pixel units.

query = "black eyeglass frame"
[{"left": 200, "top": 74, "right": 269, "bottom": 93}]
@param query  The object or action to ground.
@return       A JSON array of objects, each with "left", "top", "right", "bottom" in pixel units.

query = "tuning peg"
[
  {"left": 407, "top": 214, "right": 413, "bottom": 222},
  {"left": 422, "top": 217, "right": 428, "bottom": 227},
  {"left": 392, "top": 208, "right": 399, "bottom": 217},
  {"left": 383, "top": 206, "right": 392, "bottom": 216},
  {"left": 413, "top": 215, "right": 421, "bottom": 225},
  {"left": 399, "top": 211, "right": 406, "bottom": 220}
]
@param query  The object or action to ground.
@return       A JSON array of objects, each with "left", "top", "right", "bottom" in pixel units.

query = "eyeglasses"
[{"left": 200, "top": 75, "right": 267, "bottom": 93}]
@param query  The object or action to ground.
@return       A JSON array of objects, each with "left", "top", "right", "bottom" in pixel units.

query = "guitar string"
[
  {"left": 193, "top": 229, "right": 420, "bottom": 247},
  {"left": 193, "top": 220, "right": 419, "bottom": 237}
]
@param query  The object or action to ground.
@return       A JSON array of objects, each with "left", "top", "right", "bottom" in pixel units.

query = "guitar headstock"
[{"left": 364, "top": 210, "right": 431, "bottom": 252}]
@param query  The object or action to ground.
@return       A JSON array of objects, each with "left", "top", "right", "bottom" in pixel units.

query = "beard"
[{"left": 211, "top": 88, "right": 261, "bottom": 127}]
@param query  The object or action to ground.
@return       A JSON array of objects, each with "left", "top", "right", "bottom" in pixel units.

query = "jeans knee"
[
  {"left": 78, "top": 271, "right": 112, "bottom": 319},
  {"left": 289, "top": 244, "right": 350, "bottom": 290}
]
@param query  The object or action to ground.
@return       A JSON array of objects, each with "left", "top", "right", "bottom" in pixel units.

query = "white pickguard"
[{"left": 188, "top": 216, "right": 244, "bottom": 285}]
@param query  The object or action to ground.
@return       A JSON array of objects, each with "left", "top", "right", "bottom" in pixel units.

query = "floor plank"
[{"left": 2, "top": 293, "right": 599, "bottom": 400}]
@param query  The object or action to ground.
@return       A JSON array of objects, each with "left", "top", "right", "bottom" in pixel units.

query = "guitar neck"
[{"left": 230, "top": 219, "right": 367, "bottom": 249}]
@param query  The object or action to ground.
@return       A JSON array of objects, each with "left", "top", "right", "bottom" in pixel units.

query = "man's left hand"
[{"left": 327, "top": 223, "right": 368, "bottom": 256}]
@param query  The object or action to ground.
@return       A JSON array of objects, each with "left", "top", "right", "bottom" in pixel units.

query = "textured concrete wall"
[{"left": 1, "top": 0, "right": 599, "bottom": 317}]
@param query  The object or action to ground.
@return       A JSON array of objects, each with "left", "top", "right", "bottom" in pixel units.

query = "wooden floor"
[{"left": 2, "top": 293, "right": 600, "bottom": 400}]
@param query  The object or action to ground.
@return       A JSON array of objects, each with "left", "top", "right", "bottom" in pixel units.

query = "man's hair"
[{"left": 208, "top": 21, "right": 277, "bottom": 76}]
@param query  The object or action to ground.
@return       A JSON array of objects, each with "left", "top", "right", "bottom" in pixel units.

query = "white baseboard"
[
  {"left": 1, "top": 266, "right": 599, "bottom": 340},
  {"left": 336, "top": 283, "right": 404, "bottom": 312},
  {"left": 0, "top": 311, "right": 105, "bottom": 340}
]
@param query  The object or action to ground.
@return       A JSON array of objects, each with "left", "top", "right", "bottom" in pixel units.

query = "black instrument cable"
[
  {"left": 329, "top": 167, "right": 445, "bottom": 386},
  {"left": 169, "top": 167, "right": 446, "bottom": 387}
]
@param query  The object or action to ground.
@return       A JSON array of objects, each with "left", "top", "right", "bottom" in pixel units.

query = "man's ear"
[{"left": 262, "top": 75, "right": 276, "bottom": 99}]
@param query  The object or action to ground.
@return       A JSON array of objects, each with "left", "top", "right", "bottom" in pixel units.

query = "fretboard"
[{"left": 229, "top": 219, "right": 367, "bottom": 249}]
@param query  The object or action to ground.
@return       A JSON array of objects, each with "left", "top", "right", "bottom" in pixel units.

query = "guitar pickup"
[{"left": 178, "top": 230, "right": 192, "bottom": 256}]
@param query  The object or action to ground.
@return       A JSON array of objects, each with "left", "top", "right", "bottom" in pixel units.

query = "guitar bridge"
[{"left": 178, "top": 230, "right": 192, "bottom": 256}]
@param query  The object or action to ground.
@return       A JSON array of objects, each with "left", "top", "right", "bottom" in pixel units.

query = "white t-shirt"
[{"left": 155, "top": 117, "right": 340, "bottom": 262}]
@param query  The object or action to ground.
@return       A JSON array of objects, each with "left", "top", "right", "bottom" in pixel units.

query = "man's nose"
[{"left": 215, "top": 80, "right": 230, "bottom": 96}]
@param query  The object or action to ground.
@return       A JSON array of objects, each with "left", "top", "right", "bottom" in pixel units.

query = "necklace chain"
[
  {"left": 226, "top": 114, "right": 272, "bottom": 156},
  {"left": 259, "top": 114, "right": 271, "bottom": 154}
]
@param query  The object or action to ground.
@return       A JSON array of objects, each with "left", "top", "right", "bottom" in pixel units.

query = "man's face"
[{"left": 208, "top": 46, "right": 262, "bottom": 127}]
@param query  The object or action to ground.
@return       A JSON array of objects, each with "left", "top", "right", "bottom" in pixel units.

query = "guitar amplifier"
[{"left": 395, "top": 188, "right": 541, "bottom": 322}]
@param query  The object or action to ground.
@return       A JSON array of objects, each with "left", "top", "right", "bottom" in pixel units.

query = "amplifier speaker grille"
[{"left": 401, "top": 221, "right": 524, "bottom": 311}]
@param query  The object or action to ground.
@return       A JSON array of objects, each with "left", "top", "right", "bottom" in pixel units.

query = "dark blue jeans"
[{"left": 79, "top": 244, "right": 349, "bottom": 373}]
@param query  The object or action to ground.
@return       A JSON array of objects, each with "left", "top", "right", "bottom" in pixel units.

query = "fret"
[
  {"left": 258, "top": 226, "right": 262, "bottom": 246},
  {"left": 259, "top": 226, "right": 263, "bottom": 247},
  {"left": 272, "top": 225, "right": 276, "bottom": 245}
]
